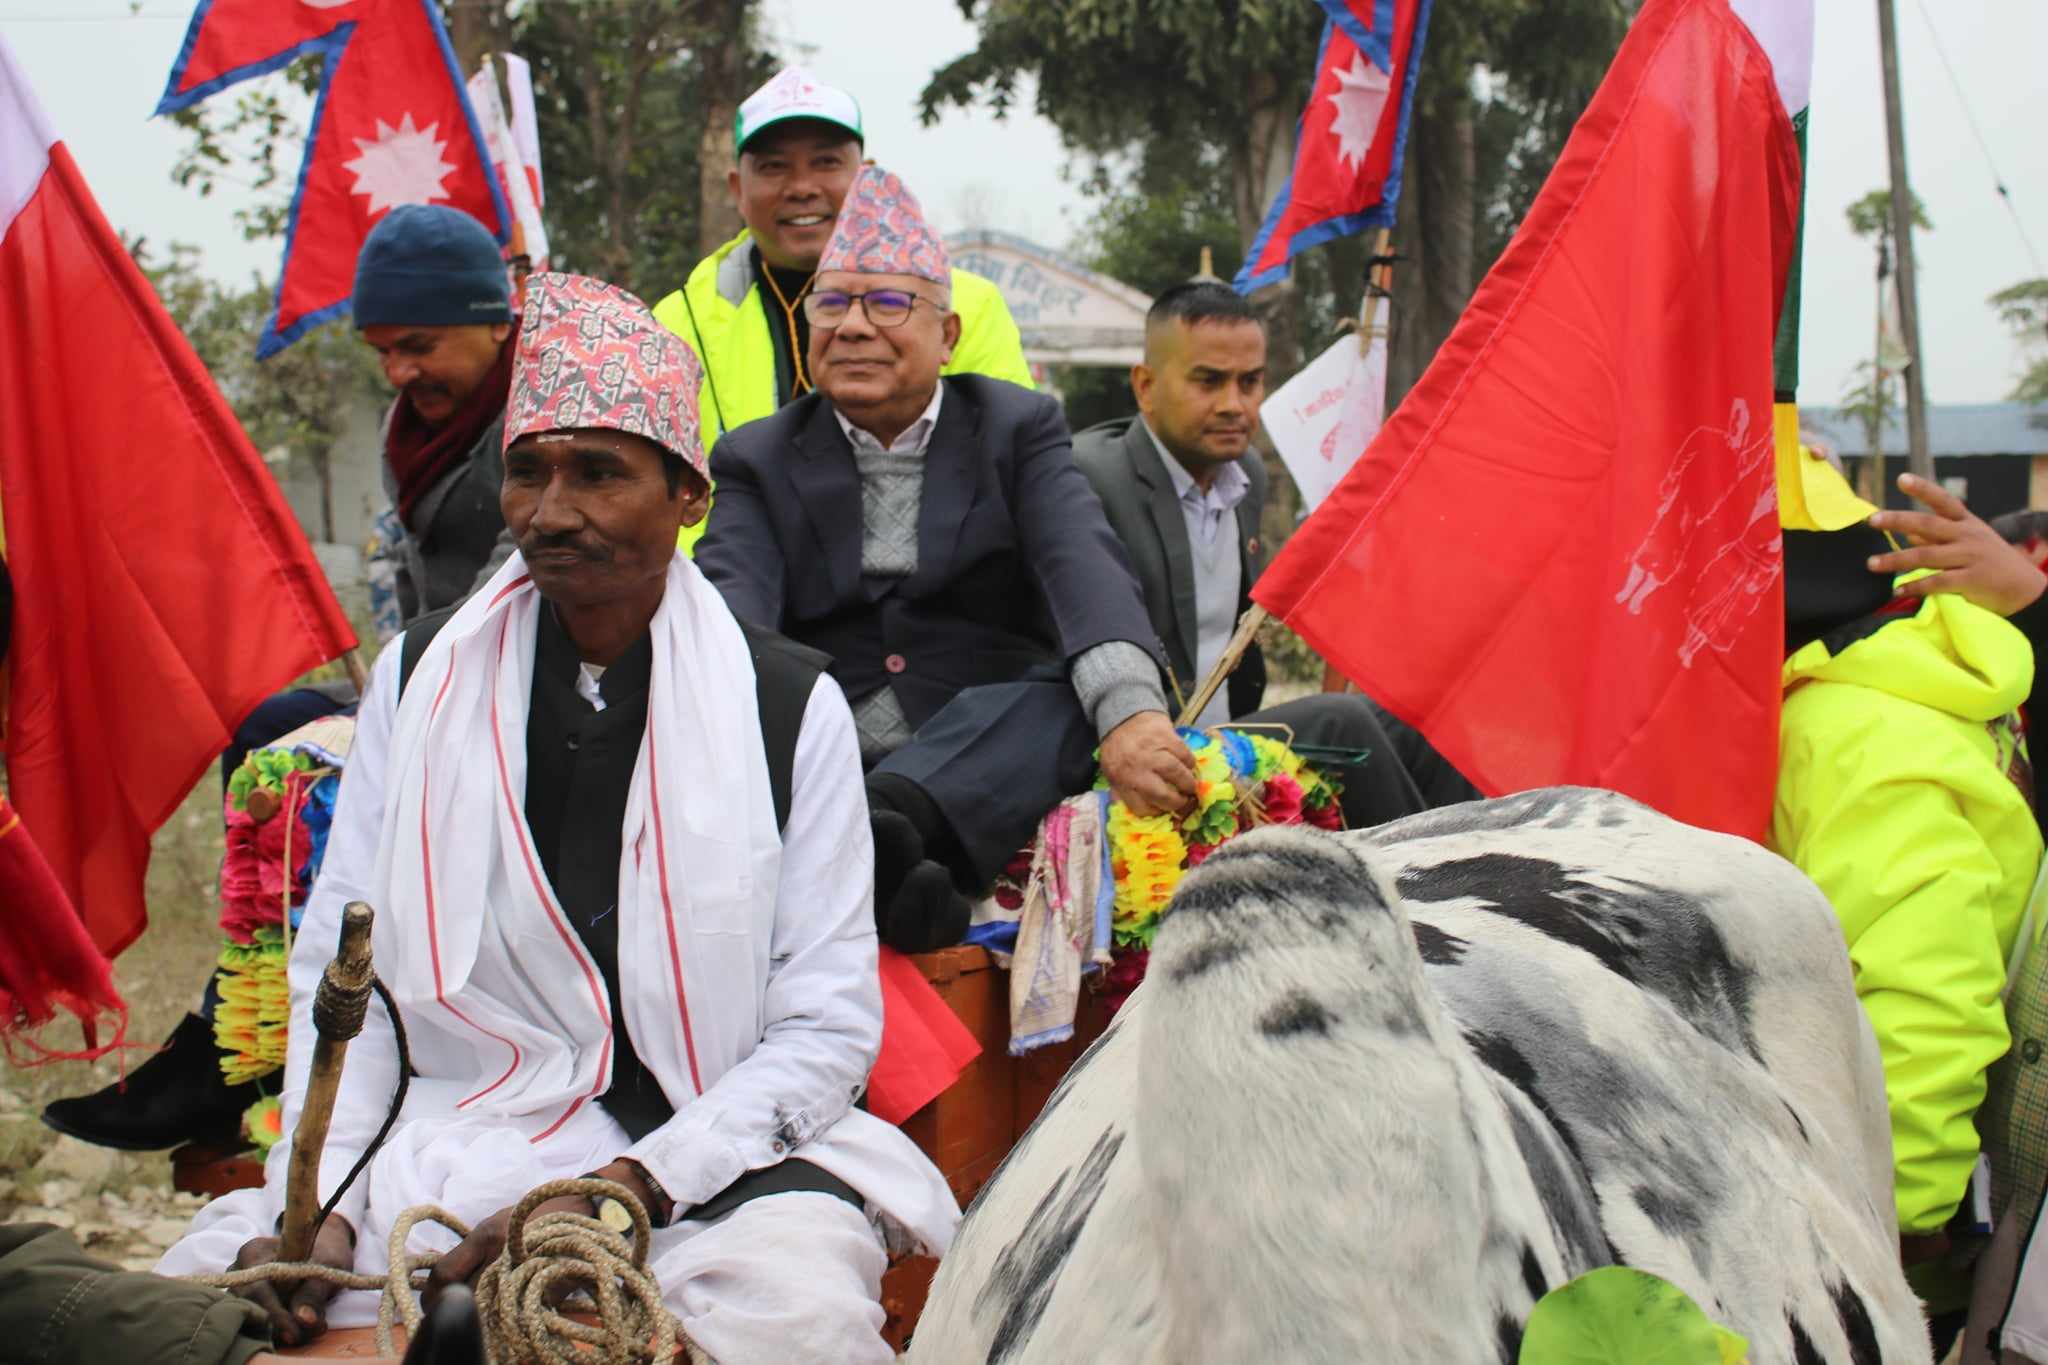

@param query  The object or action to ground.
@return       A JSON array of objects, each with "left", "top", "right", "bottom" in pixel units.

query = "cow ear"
[{"left": 1516, "top": 1267, "right": 1748, "bottom": 1365}]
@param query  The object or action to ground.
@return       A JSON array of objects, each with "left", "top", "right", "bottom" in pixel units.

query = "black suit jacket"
[
  {"left": 1070, "top": 417, "right": 1267, "bottom": 719},
  {"left": 696, "top": 375, "right": 1160, "bottom": 729}
]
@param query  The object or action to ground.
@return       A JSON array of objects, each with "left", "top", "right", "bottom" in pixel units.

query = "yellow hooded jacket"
[{"left": 1771, "top": 590, "right": 2042, "bottom": 1234}]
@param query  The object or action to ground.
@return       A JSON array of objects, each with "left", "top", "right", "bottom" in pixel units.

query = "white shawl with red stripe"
[
  {"left": 168, "top": 550, "right": 958, "bottom": 1272},
  {"left": 374, "top": 552, "right": 767, "bottom": 1138}
]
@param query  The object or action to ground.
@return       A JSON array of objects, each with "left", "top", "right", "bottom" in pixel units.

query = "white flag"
[
  {"left": 1261, "top": 330, "right": 1388, "bottom": 512},
  {"left": 467, "top": 56, "right": 549, "bottom": 270},
  {"left": 502, "top": 53, "right": 545, "bottom": 208}
]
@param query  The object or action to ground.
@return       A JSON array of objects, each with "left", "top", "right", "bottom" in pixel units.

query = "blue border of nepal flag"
[
  {"left": 155, "top": 0, "right": 509, "bottom": 357},
  {"left": 1235, "top": 0, "right": 1434, "bottom": 295}
]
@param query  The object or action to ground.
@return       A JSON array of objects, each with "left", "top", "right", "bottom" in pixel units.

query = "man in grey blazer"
[{"left": 1071, "top": 282, "right": 1479, "bottom": 822}]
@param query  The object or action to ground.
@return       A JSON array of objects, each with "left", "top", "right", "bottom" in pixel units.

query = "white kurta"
[{"left": 160, "top": 555, "right": 958, "bottom": 1363}]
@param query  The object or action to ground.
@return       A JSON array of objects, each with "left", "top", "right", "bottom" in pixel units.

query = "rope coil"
[{"left": 194, "top": 1179, "right": 705, "bottom": 1363}]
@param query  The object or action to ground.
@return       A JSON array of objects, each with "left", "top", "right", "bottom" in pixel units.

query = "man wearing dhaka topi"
[
  {"left": 696, "top": 166, "right": 1198, "bottom": 953},
  {"left": 155, "top": 273, "right": 956, "bottom": 1364}
]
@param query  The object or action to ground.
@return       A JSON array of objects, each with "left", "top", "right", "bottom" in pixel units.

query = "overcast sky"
[{"left": 4, "top": 0, "right": 2044, "bottom": 405}]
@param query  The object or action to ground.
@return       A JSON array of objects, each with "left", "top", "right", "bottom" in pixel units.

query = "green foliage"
[
  {"left": 1845, "top": 187, "right": 1932, "bottom": 240},
  {"left": 507, "top": 1, "right": 772, "bottom": 295},
  {"left": 919, "top": 0, "right": 1325, "bottom": 196},
  {"left": 1837, "top": 359, "right": 1899, "bottom": 448},
  {"left": 1519, "top": 1267, "right": 1748, "bottom": 1365},
  {"left": 167, "top": 58, "right": 323, "bottom": 243},
  {"left": 1991, "top": 277, "right": 2048, "bottom": 403},
  {"left": 162, "top": 2, "right": 771, "bottom": 300}
]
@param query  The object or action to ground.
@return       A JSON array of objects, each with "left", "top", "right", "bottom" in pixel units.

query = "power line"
[{"left": 1912, "top": 0, "right": 2046, "bottom": 277}]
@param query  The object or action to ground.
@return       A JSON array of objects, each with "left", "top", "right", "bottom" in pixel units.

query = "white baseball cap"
[{"left": 735, "top": 66, "right": 863, "bottom": 154}]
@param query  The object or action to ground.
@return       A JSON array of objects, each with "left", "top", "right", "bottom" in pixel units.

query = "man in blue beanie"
[
  {"left": 40, "top": 205, "right": 523, "bottom": 1156},
  {"left": 353, "top": 203, "right": 520, "bottom": 620}
]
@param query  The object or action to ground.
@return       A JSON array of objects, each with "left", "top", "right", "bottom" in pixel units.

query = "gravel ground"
[{"left": 1, "top": 777, "right": 235, "bottom": 1269}]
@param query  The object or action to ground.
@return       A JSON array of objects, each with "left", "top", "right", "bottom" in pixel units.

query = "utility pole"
[{"left": 1876, "top": 0, "right": 1933, "bottom": 481}]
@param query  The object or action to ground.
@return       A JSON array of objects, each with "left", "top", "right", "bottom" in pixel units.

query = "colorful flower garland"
[
  {"left": 218, "top": 746, "right": 344, "bottom": 1150},
  {"left": 1097, "top": 728, "right": 1341, "bottom": 1006}
]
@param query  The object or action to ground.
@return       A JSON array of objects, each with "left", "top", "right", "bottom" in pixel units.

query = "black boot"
[
  {"left": 404, "top": 1284, "right": 486, "bottom": 1365},
  {"left": 41, "top": 1012, "right": 268, "bottom": 1151},
  {"left": 870, "top": 808, "right": 926, "bottom": 911},
  {"left": 878, "top": 861, "right": 973, "bottom": 953}
]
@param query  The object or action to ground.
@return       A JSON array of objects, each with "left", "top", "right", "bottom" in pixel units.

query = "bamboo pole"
[
  {"left": 341, "top": 647, "right": 369, "bottom": 696},
  {"left": 1178, "top": 604, "right": 1270, "bottom": 728},
  {"left": 1185, "top": 229, "right": 1400, "bottom": 727},
  {"left": 279, "top": 901, "right": 376, "bottom": 1263},
  {"left": 1876, "top": 0, "right": 1933, "bottom": 479}
]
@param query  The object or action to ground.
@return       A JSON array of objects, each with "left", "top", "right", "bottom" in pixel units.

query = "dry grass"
[{"left": 0, "top": 774, "right": 232, "bottom": 1199}]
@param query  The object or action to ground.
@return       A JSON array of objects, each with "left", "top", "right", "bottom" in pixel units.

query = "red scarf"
[{"left": 384, "top": 331, "right": 516, "bottom": 526}]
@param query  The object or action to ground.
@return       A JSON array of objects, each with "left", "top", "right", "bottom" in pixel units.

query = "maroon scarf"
[{"left": 384, "top": 331, "right": 517, "bottom": 526}]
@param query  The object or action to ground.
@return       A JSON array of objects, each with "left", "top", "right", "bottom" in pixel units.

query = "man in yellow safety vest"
[{"left": 651, "top": 66, "right": 1032, "bottom": 460}]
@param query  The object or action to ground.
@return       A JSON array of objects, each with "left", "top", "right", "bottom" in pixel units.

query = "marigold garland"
[
  {"left": 214, "top": 927, "right": 290, "bottom": 1085},
  {"left": 1098, "top": 728, "right": 1343, "bottom": 963}
]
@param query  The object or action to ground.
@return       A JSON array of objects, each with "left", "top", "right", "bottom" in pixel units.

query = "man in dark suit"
[
  {"left": 697, "top": 167, "right": 1196, "bottom": 951},
  {"left": 1071, "top": 282, "right": 1480, "bottom": 819}
]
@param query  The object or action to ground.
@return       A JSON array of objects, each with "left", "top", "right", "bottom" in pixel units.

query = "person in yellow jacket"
[
  {"left": 1771, "top": 472, "right": 2048, "bottom": 1350},
  {"left": 651, "top": 67, "right": 1034, "bottom": 549}
]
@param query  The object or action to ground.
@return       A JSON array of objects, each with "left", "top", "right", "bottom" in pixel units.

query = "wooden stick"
[
  {"left": 280, "top": 901, "right": 376, "bottom": 1263},
  {"left": 341, "top": 647, "right": 369, "bottom": 696},
  {"left": 1182, "top": 236, "right": 1396, "bottom": 728},
  {"left": 1356, "top": 226, "right": 1394, "bottom": 354},
  {"left": 1177, "top": 604, "right": 1269, "bottom": 728}
]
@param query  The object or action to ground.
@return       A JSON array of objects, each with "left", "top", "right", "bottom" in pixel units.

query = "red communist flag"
[
  {"left": 0, "top": 38, "right": 357, "bottom": 1035},
  {"left": 1253, "top": 0, "right": 1803, "bottom": 840},
  {"left": 156, "top": 0, "right": 508, "bottom": 356}
]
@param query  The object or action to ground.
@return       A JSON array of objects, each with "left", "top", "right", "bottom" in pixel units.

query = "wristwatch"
[{"left": 589, "top": 1191, "right": 635, "bottom": 1235}]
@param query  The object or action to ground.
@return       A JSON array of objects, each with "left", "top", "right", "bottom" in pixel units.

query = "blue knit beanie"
[{"left": 351, "top": 205, "right": 512, "bottom": 328}]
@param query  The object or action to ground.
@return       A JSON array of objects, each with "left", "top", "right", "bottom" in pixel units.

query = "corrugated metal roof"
[{"left": 1804, "top": 402, "right": 2048, "bottom": 458}]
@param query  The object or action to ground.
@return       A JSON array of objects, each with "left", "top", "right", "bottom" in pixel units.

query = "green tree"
[
  {"left": 1842, "top": 188, "right": 1932, "bottom": 496},
  {"left": 920, "top": 0, "right": 1633, "bottom": 405},
  {"left": 1990, "top": 278, "right": 2048, "bottom": 404},
  {"left": 166, "top": 1, "right": 771, "bottom": 296}
]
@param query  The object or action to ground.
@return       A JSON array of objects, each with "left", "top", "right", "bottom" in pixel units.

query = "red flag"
[
  {"left": 1253, "top": 0, "right": 1802, "bottom": 840},
  {"left": 0, "top": 40, "right": 358, "bottom": 980},
  {"left": 868, "top": 948, "right": 982, "bottom": 1126},
  {"left": 156, "top": 0, "right": 508, "bottom": 356},
  {"left": 0, "top": 793, "right": 124, "bottom": 1063},
  {"left": 1235, "top": 0, "right": 1433, "bottom": 293}
]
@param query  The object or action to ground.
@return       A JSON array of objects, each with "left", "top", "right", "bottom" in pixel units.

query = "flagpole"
[
  {"left": 1876, "top": 0, "right": 1932, "bottom": 479},
  {"left": 1181, "top": 228, "right": 1396, "bottom": 728}
]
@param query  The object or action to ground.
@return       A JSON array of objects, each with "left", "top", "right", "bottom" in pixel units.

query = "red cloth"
[
  {"left": 867, "top": 948, "right": 981, "bottom": 1126},
  {"left": 0, "top": 66, "right": 358, "bottom": 971},
  {"left": 155, "top": 0, "right": 507, "bottom": 355},
  {"left": 0, "top": 793, "right": 124, "bottom": 1062},
  {"left": 1253, "top": 0, "right": 1802, "bottom": 841},
  {"left": 386, "top": 332, "right": 514, "bottom": 525}
]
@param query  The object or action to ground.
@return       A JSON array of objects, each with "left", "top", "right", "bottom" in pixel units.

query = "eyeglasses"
[{"left": 802, "top": 288, "right": 933, "bottom": 329}]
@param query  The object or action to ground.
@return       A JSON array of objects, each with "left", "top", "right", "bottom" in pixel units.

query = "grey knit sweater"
[{"left": 846, "top": 416, "right": 1165, "bottom": 764}]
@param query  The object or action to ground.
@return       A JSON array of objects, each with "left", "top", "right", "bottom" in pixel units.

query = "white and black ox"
[{"left": 911, "top": 789, "right": 1929, "bottom": 1365}]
